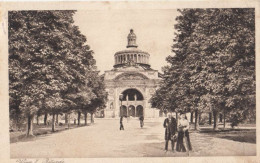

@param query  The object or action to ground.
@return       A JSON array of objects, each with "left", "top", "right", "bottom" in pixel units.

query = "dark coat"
[
  {"left": 163, "top": 117, "right": 177, "bottom": 140},
  {"left": 120, "top": 117, "right": 123, "bottom": 124}
]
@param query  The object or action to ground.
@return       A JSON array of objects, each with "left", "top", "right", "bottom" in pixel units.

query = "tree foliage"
[
  {"left": 151, "top": 9, "right": 255, "bottom": 128},
  {"left": 9, "top": 11, "right": 107, "bottom": 135}
]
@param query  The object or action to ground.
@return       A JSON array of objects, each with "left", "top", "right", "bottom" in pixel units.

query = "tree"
[
  {"left": 9, "top": 10, "right": 99, "bottom": 135},
  {"left": 190, "top": 9, "right": 255, "bottom": 129},
  {"left": 150, "top": 9, "right": 255, "bottom": 130},
  {"left": 84, "top": 72, "right": 108, "bottom": 124},
  {"left": 9, "top": 11, "right": 50, "bottom": 136}
]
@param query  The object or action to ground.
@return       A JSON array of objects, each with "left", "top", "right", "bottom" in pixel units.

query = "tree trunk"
[
  {"left": 175, "top": 112, "right": 178, "bottom": 131},
  {"left": 213, "top": 110, "right": 219, "bottom": 130},
  {"left": 68, "top": 113, "right": 70, "bottom": 129},
  {"left": 194, "top": 110, "right": 200, "bottom": 130},
  {"left": 78, "top": 111, "right": 81, "bottom": 126},
  {"left": 26, "top": 115, "right": 34, "bottom": 137},
  {"left": 36, "top": 115, "right": 39, "bottom": 125},
  {"left": 56, "top": 114, "right": 59, "bottom": 124},
  {"left": 219, "top": 113, "right": 223, "bottom": 123},
  {"left": 84, "top": 113, "right": 87, "bottom": 126},
  {"left": 91, "top": 113, "right": 94, "bottom": 123},
  {"left": 16, "top": 118, "right": 20, "bottom": 131},
  {"left": 65, "top": 114, "right": 68, "bottom": 124},
  {"left": 209, "top": 112, "right": 212, "bottom": 125},
  {"left": 190, "top": 112, "right": 193, "bottom": 123},
  {"left": 44, "top": 113, "right": 47, "bottom": 125},
  {"left": 52, "top": 114, "right": 55, "bottom": 132},
  {"left": 223, "top": 111, "right": 226, "bottom": 129}
]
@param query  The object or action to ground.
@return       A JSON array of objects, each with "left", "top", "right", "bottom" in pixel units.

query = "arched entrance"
[
  {"left": 121, "top": 88, "right": 144, "bottom": 101},
  {"left": 119, "top": 88, "right": 144, "bottom": 117},
  {"left": 128, "top": 105, "right": 135, "bottom": 117},
  {"left": 136, "top": 105, "right": 143, "bottom": 117}
]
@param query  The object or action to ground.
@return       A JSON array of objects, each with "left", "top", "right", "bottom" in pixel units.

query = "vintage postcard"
[{"left": 0, "top": 1, "right": 259, "bottom": 163}]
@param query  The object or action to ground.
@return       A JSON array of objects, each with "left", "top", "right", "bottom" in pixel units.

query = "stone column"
[
  {"left": 126, "top": 95, "right": 129, "bottom": 116},
  {"left": 143, "top": 88, "right": 148, "bottom": 117},
  {"left": 134, "top": 95, "right": 137, "bottom": 117},
  {"left": 115, "top": 88, "right": 119, "bottom": 117}
]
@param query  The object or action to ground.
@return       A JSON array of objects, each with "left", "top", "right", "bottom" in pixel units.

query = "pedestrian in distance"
[
  {"left": 139, "top": 115, "right": 144, "bottom": 128},
  {"left": 120, "top": 116, "right": 124, "bottom": 130},
  {"left": 163, "top": 112, "right": 177, "bottom": 152}
]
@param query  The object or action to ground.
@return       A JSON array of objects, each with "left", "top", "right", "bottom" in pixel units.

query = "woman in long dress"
[{"left": 176, "top": 113, "right": 192, "bottom": 152}]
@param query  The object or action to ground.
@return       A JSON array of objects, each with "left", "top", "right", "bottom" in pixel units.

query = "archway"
[
  {"left": 136, "top": 105, "right": 143, "bottom": 117},
  {"left": 128, "top": 105, "right": 135, "bottom": 117},
  {"left": 121, "top": 88, "right": 144, "bottom": 101},
  {"left": 119, "top": 88, "right": 144, "bottom": 117}
]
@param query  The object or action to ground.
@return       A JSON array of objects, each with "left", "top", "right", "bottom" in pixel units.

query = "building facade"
[{"left": 102, "top": 29, "right": 161, "bottom": 118}]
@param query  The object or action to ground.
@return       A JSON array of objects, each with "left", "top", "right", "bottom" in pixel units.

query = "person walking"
[
  {"left": 120, "top": 116, "right": 124, "bottom": 130},
  {"left": 139, "top": 115, "right": 144, "bottom": 128},
  {"left": 176, "top": 113, "right": 192, "bottom": 152},
  {"left": 163, "top": 113, "right": 177, "bottom": 152}
]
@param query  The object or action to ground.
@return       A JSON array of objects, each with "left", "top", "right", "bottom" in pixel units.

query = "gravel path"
[{"left": 10, "top": 118, "right": 256, "bottom": 158}]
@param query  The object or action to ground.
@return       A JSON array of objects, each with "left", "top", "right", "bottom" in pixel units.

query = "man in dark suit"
[
  {"left": 139, "top": 115, "right": 144, "bottom": 128},
  {"left": 163, "top": 112, "right": 177, "bottom": 152}
]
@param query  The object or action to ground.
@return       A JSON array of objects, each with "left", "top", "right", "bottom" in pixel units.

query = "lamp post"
[{"left": 119, "top": 94, "right": 123, "bottom": 117}]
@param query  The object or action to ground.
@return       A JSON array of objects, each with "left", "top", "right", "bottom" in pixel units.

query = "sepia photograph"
[{"left": 0, "top": 1, "right": 259, "bottom": 162}]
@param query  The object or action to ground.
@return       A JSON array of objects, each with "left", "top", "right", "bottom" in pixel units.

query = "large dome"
[{"left": 114, "top": 29, "right": 151, "bottom": 69}]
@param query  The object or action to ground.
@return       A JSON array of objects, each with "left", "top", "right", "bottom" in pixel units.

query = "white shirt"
[{"left": 178, "top": 119, "right": 189, "bottom": 131}]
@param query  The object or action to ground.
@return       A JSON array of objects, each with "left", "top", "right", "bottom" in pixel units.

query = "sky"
[{"left": 73, "top": 9, "right": 179, "bottom": 73}]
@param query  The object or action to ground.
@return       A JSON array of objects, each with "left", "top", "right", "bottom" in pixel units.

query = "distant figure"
[
  {"left": 163, "top": 113, "right": 177, "bottom": 152},
  {"left": 139, "top": 115, "right": 144, "bottom": 128},
  {"left": 176, "top": 113, "right": 192, "bottom": 152},
  {"left": 120, "top": 116, "right": 124, "bottom": 130}
]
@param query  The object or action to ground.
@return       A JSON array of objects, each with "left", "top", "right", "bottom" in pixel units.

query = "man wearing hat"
[{"left": 163, "top": 112, "right": 177, "bottom": 152}]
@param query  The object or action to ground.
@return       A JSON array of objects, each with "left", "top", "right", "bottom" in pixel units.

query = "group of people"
[
  {"left": 119, "top": 112, "right": 192, "bottom": 153},
  {"left": 164, "top": 112, "right": 192, "bottom": 152},
  {"left": 119, "top": 115, "right": 144, "bottom": 130}
]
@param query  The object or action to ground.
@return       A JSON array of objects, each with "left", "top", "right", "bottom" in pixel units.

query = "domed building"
[{"left": 101, "top": 29, "right": 161, "bottom": 118}]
